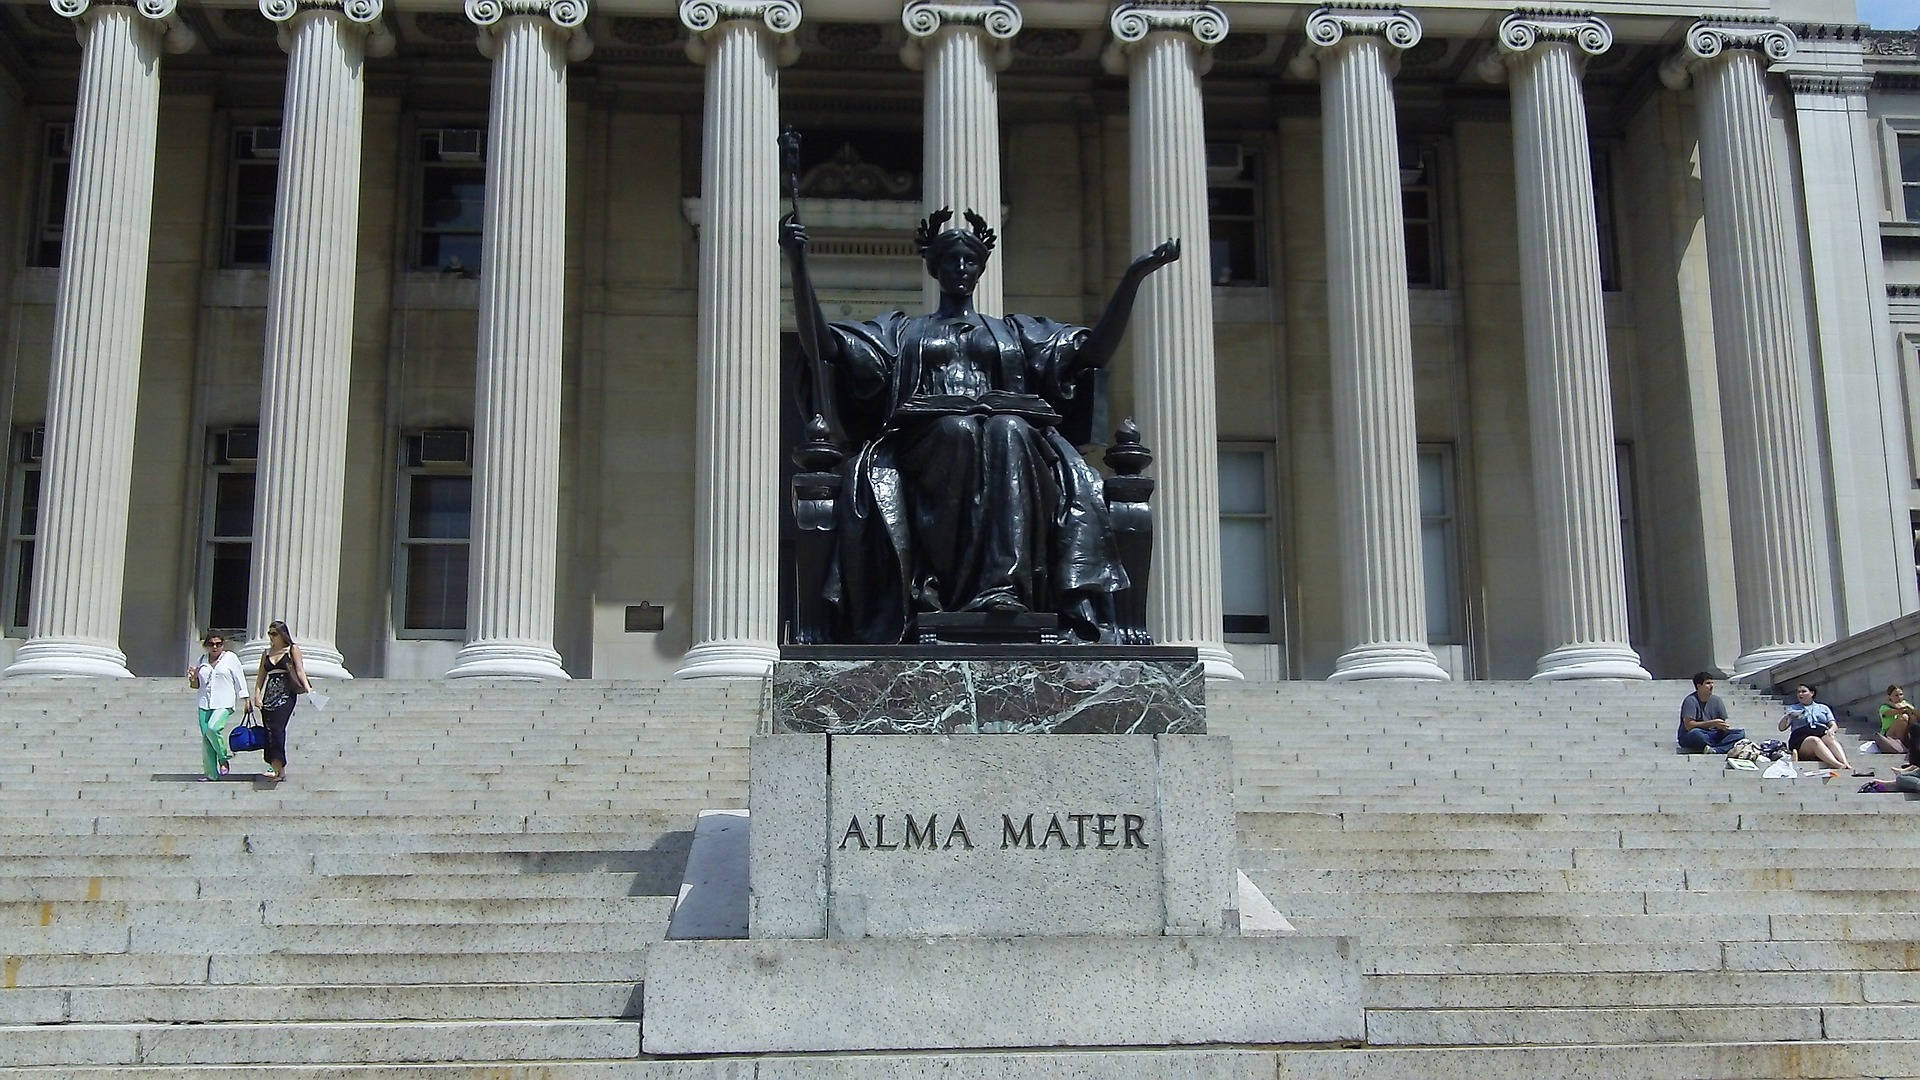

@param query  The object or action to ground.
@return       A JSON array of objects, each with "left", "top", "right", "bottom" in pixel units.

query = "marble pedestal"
[{"left": 770, "top": 649, "right": 1205, "bottom": 734}]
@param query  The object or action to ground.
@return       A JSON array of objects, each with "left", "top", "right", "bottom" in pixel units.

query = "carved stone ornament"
[
  {"left": 901, "top": 0, "right": 1021, "bottom": 70},
  {"left": 1101, "top": 2, "right": 1228, "bottom": 75},
  {"left": 679, "top": 0, "right": 801, "bottom": 64},
  {"left": 259, "top": 0, "right": 395, "bottom": 57},
  {"left": 1659, "top": 19, "right": 1796, "bottom": 90},
  {"left": 1287, "top": 6, "right": 1421, "bottom": 79},
  {"left": 1787, "top": 72, "right": 1872, "bottom": 95},
  {"left": 467, "top": 0, "right": 592, "bottom": 60},
  {"left": 51, "top": 0, "right": 198, "bottom": 51},
  {"left": 1474, "top": 11, "right": 1610, "bottom": 82}
]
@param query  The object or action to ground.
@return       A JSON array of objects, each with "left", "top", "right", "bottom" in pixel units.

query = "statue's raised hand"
[
  {"left": 1128, "top": 238, "right": 1181, "bottom": 277},
  {"left": 779, "top": 212, "right": 809, "bottom": 256}
]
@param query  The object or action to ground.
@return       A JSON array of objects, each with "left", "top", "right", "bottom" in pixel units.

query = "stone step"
[
  {"left": 1360, "top": 940, "right": 1920, "bottom": 976},
  {"left": 1266, "top": 1039, "right": 1920, "bottom": 1080},
  {"left": 1, "top": 950, "right": 652, "bottom": 988},
  {"left": 0, "top": 1019, "right": 639, "bottom": 1067},
  {"left": 23, "top": 982, "right": 636, "bottom": 1025},
  {"left": 1365, "top": 1004, "right": 1821, "bottom": 1046},
  {"left": 1363, "top": 969, "right": 1879, "bottom": 1009}
]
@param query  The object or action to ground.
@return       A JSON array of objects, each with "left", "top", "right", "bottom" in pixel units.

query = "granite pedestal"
[{"left": 642, "top": 655, "right": 1363, "bottom": 1055}]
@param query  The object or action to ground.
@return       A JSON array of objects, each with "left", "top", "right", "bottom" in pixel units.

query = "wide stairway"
[{"left": 1, "top": 676, "right": 1915, "bottom": 1077}]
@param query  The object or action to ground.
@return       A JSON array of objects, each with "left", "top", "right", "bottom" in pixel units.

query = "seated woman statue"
[{"left": 780, "top": 207, "right": 1179, "bottom": 644}]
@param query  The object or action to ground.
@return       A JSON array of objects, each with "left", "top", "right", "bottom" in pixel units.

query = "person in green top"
[{"left": 1876, "top": 684, "right": 1918, "bottom": 756}]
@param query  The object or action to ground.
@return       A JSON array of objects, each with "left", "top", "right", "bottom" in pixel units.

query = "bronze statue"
[{"left": 781, "top": 198, "right": 1177, "bottom": 645}]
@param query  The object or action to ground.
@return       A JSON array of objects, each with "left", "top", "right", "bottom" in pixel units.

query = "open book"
[{"left": 894, "top": 391, "right": 1062, "bottom": 426}]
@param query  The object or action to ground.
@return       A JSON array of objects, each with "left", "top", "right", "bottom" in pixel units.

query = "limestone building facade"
[{"left": 0, "top": 0, "right": 1914, "bottom": 682}]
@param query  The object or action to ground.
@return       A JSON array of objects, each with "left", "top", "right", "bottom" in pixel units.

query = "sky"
[{"left": 1857, "top": 0, "right": 1917, "bottom": 28}]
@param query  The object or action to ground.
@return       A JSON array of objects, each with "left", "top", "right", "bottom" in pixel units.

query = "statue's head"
[{"left": 916, "top": 208, "right": 996, "bottom": 297}]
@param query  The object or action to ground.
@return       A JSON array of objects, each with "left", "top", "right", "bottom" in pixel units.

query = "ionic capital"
[
  {"left": 467, "top": 0, "right": 592, "bottom": 62},
  {"left": 1100, "top": 2, "right": 1228, "bottom": 76},
  {"left": 1288, "top": 6, "right": 1420, "bottom": 79},
  {"left": 260, "top": 0, "right": 395, "bottom": 57},
  {"left": 1659, "top": 19, "right": 1796, "bottom": 90},
  {"left": 51, "top": 0, "right": 197, "bottom": 53},
  {"left": 900, "top": 0, "right": 1021, "bottom": 71},
  {"left": 679, "top": 0, "right": 802, "bottom": 65},
  {"left": 1474, "top": 11, "right": 1610, "bottom": 82}
]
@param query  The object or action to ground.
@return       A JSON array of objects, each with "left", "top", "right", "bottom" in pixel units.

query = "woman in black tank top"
[{"left": 253, "top": 620, "right": 313, "bottom": 782}]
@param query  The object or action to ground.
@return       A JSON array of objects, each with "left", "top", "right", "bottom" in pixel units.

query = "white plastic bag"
[
  {"left": 1763, "top": 757, "right": 1798, "bottom": 780},
  {"left": 305, "top": 691, "right": 330, "bottom": 712}
]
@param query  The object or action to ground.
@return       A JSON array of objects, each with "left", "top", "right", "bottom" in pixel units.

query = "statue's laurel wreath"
[{"left": 913, "top": 208, "right": 997, "bottom": 256}]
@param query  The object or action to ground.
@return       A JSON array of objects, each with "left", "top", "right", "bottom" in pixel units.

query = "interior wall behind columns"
[
  {"left": 125, "top": 90, "right": 215, "bottom": 675},
  {"left": 1276, "top": 115, "right": 1341, "bottom": 678},
  {"left": 587, "top": 108, "right": 694, "bottom": 678},
  {"left": 337, "top": 95, "right": 401, "bottom": 677},
  {"left": 1003, "top": 118, "right": 1086, "bottom": 327},
  {"left": 1451, "top": 118, "right": 1538, "bottom": 679},
  {"left": 1621, "top": 90, "right": 1739, "bottom": 677}
]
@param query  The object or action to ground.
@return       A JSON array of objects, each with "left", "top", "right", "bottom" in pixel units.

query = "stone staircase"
[{"left": 1, "top": 676, "right": 1916, "bottom": 1077}]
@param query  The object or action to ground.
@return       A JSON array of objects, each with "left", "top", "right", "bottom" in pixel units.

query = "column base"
[
  {"left": 447, "top": 639, "right": 569, "bottom": 680},
  {"left": 5, "top": 638, "right": 134, "bottom": 679},
  {"left": 238, "top": 638, "right": 354, "bottom": 680},
  {"left": 1732, "top": 642, "right": 1826, "bottom": 681},
  {"left": 1531, "top": 643, "right": 1651, "bottom": 682},
  {"left": 1189, "top": 642, "right": 1244, "bottom": 682},
  {"left": 675, "top": 639, "right": 778, "bottom": 680},
  {"left": 1330, "top": 642, "right": 1450, "bottom": 682}
]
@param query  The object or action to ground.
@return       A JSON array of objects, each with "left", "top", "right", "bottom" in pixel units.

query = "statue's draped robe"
[{"left": 814, "top": 309, "right": 1128, "bottom": 643}]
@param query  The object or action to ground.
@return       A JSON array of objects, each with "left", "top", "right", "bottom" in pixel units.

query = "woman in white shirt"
[{"left": 187, "top": 631, "right": 252, "bottom": 780}]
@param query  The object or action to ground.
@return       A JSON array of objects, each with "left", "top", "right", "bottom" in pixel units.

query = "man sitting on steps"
[{"left": 1678, "top": 670, "right": 1747, "bottom": 753}]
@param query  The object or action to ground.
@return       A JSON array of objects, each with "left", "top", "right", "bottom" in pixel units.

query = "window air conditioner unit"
[
  {"left": 16, "top": 426, "right": 44, "bottom": 464},
  {"left": 1204, "top": 142, "right": 1245, "bottom": 183},
  {"left": 249, "top": 125, "right": 283, "bottom": 159},
  {"left": 219, "top": 426, "right": 260, "bottom": 463},
  {"left": 435, "top": 129, "right": 484, "bottom": 162},
  {"left": 415, "top": 429, "right": 473, "bottom": 466}
]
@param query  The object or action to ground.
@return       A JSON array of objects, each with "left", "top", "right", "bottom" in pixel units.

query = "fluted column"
[
  {"left": 902, "top": 0, "right": 1018, "bottom": 315},
  {"left": 446, "top": 0, "right": 590, "bottom": 680},
  {"left": 1482, "top": 13, "right": 1649, "bottom": 681},
  {"left": 240, "top": 0, "right": 394, "bottom": 680},
  {"left": 1294, "top": 7, "right": 1446, "bottom": 681},
  {"left": 1661, "top": 22, "right": 1833, "bottom": 673},
  {"left": 7, "top": 0, "right": 195, "bottom": 679},
  {"left": 674, "top": 0, "right": 799, "bottom": 680},
  {"left": 1104, "top": 3, "right": 1240, "bottom": 680}
]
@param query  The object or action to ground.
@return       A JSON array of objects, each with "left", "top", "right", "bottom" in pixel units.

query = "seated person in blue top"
[
  {"left": 1777, "top": 682, "right": 1852, "bottom": 772},
  {"left": 1678, "top": 671, "right": 1747, "bottom": 753}
]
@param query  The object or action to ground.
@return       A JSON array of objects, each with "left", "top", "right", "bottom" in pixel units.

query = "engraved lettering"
[
  {"left": 839, "top": 816, "right": 869, "bottom": 851},
  {"left": 873, "top": 813, "right": 898, "bottom": 850},
  {"left": 1070, "top": 813, "right": 1094, "bottom": 848},
  {"left": 1096, "top": 813, "right": 1118, "bottom": 848},
  {"left": 945, "top": 815, "right": 974, "bottom": 850},
  {"left": 904, "top": 814, "right": 938, "bottom": 849},
  {"left": 1002, "top": 814, "right": 1036, "bottom": 849},
  {"left": 1123, "top": 813, "right": 1147, "bottom": 848},
  {"left": 1041, "top": 814, "right": 1070, "bottom": 850}
]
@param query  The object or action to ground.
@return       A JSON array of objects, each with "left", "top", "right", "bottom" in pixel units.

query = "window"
[
  {"left": 30, "top": 123, "right": 70, "bottom": 268},
  {"left": 1902, "top": 135, "right": 1920, "bottom": 222},
  {"left": 416, "top": 128, "right": 487, "bottom": 273},
  {"left": 1206, "top": 146, "right": 1265, "bottom": 286},
  {"left": 204, "top": 470, "right": 255, "bottom": 634},
  {"left": 5, "top": 428, "right": 44, "bottom": 634},
  {"left": 1418, "top": 445, "right": 1462, "bottom": 643},
  {"left": 1217, "top": 447, "right": 1273, "bottom": 636},
  {"left": 1400, "top": 143, "right": 1442, "bottom": 289},
  {"left": 225, "top": 125, "right": 280, "bottom": 267},
  {"left": 398, "top": 431, "right": 473, "bottom": 633},
  {"left": 1592, "top": 146, "right": 1621, "bottom": 293}
]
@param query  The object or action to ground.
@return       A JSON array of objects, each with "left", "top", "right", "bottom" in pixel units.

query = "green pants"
[{"left": 197, "top": 707, "right": 234, "bottom": 779}]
